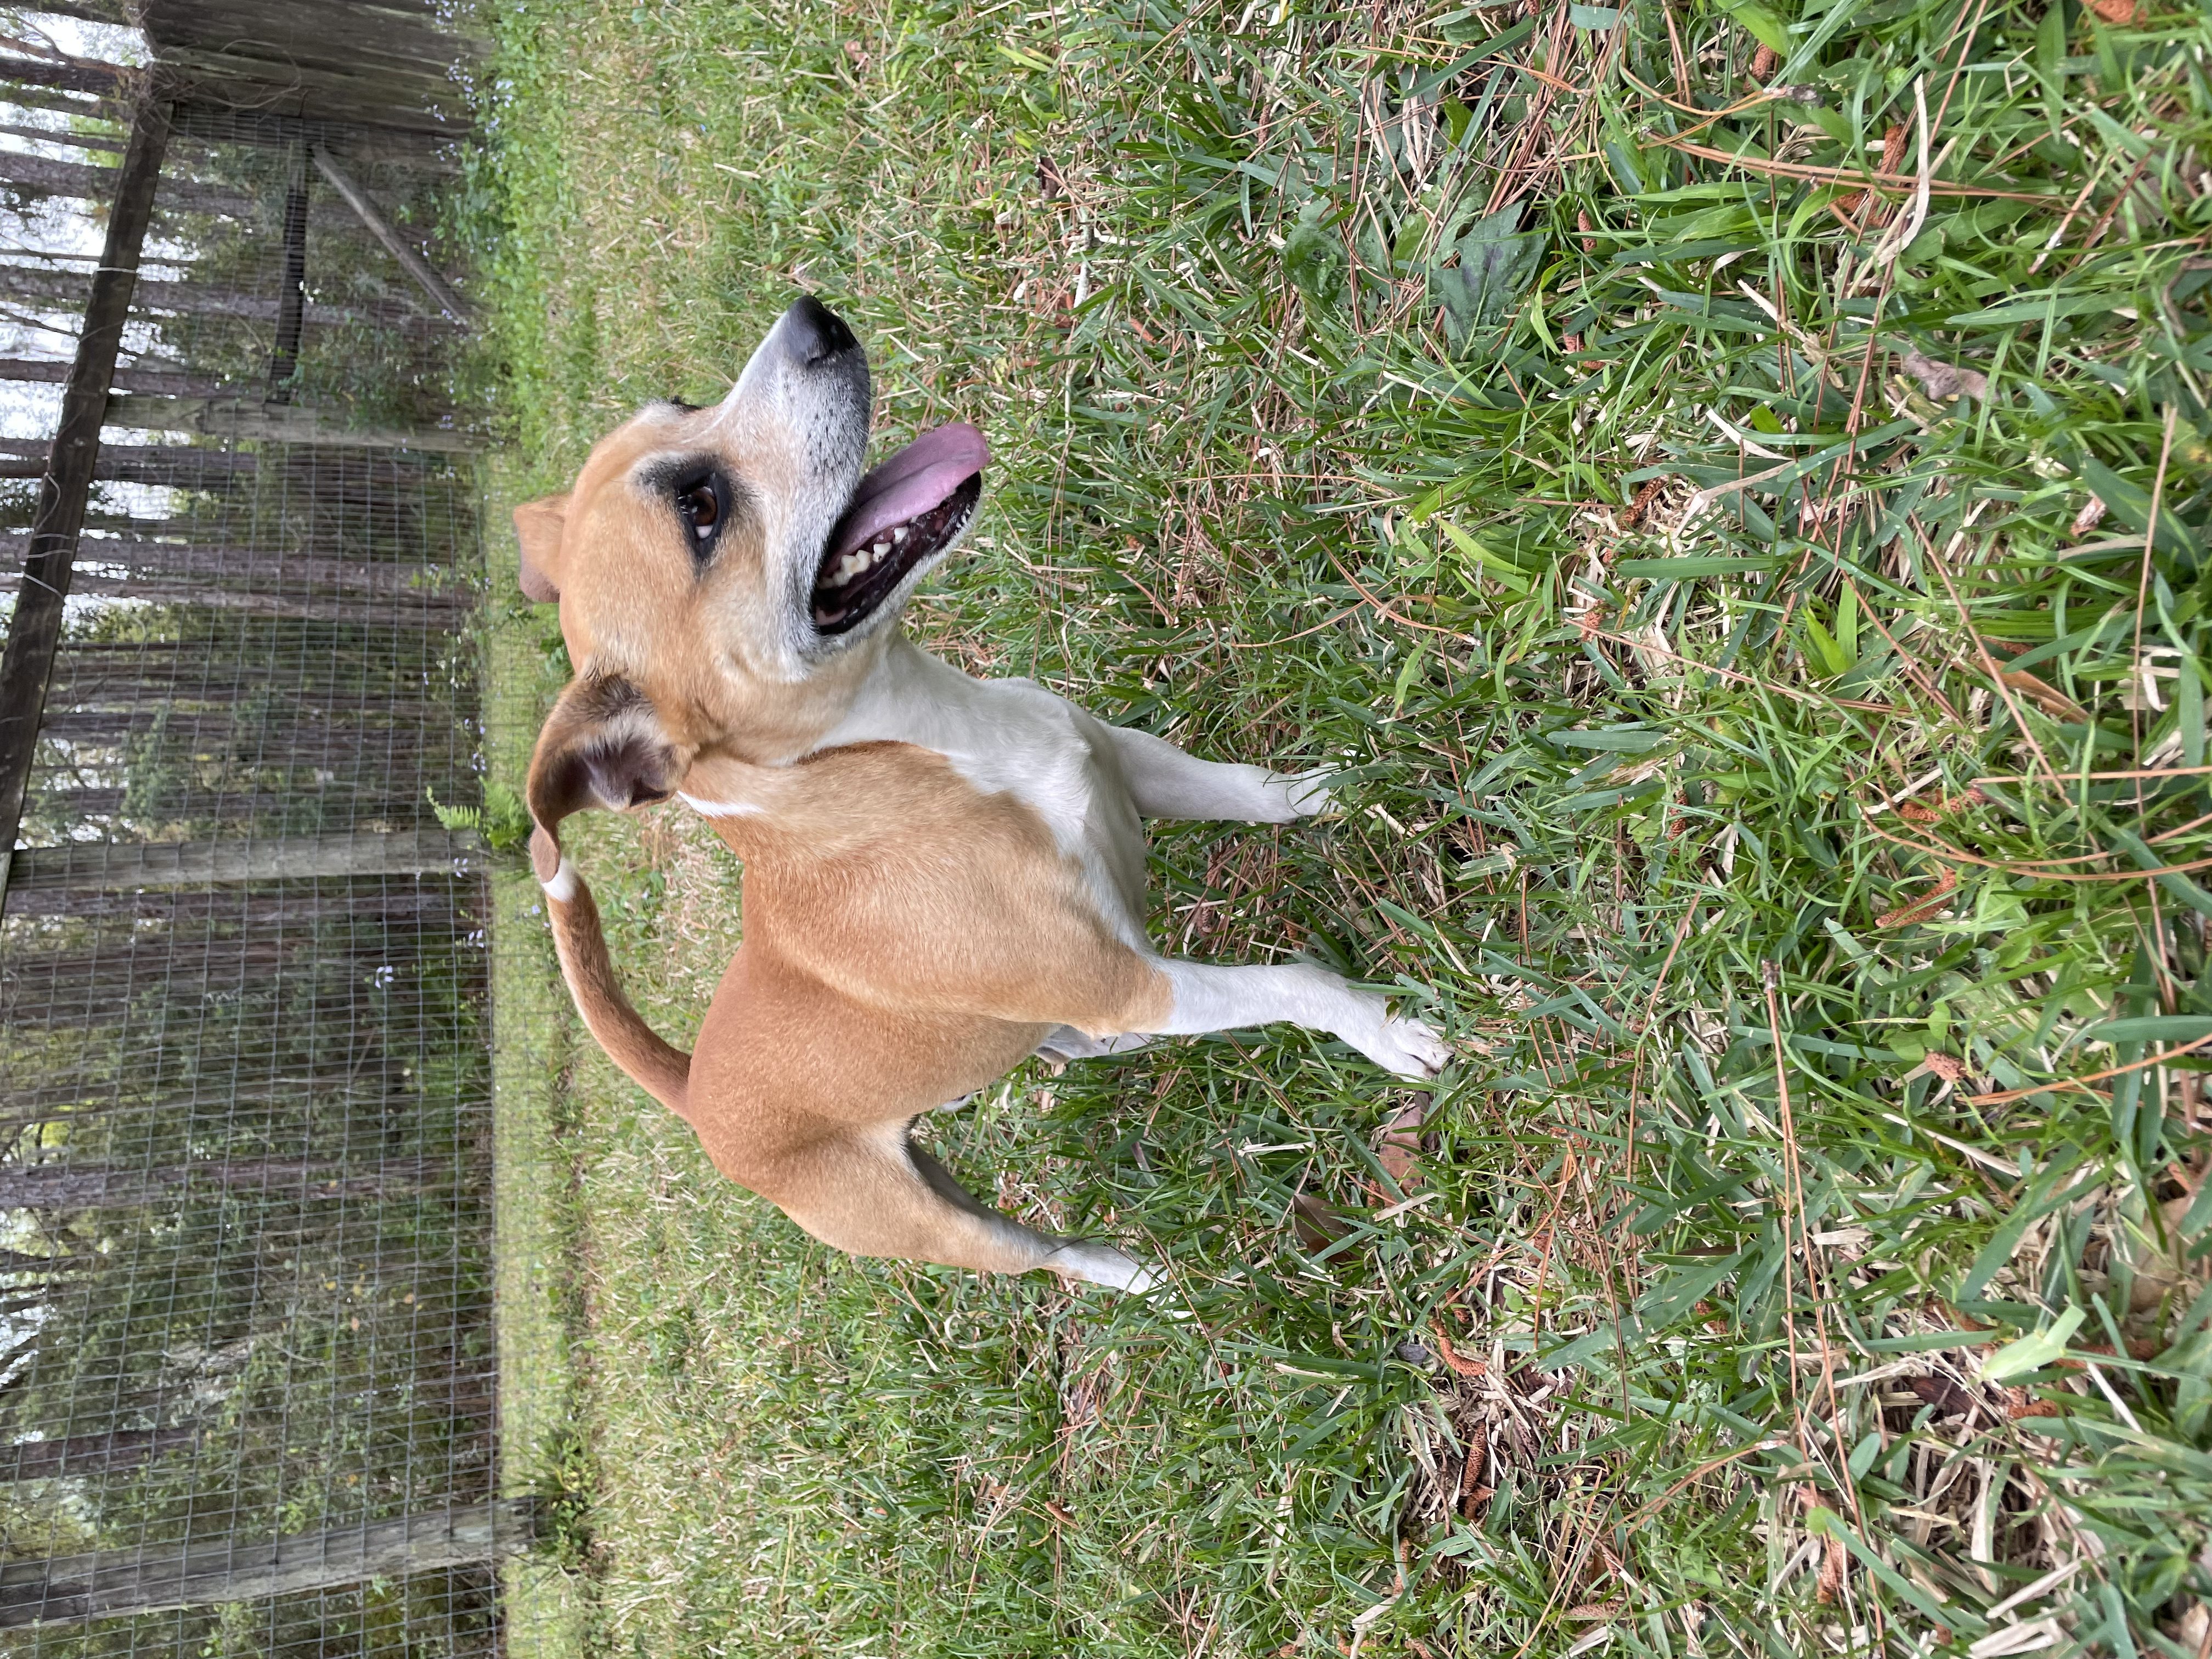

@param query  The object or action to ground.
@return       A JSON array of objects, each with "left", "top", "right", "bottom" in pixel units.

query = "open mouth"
[{"left": 812, "top": 422, "right": 988, "bottom": 634}]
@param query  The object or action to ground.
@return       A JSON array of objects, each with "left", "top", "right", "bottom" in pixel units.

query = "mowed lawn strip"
[{"left": 474, "top": 0, "right": 2212, "bottom": 1653}]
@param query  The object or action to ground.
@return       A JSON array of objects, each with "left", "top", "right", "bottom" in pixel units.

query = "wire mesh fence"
[{"left": 0, "top": 11, "right": 506, "bottom": 1656}]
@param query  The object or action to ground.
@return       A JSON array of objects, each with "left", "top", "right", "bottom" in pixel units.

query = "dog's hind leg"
[
  {"left": 1133, "top": 959, "right": 1451, "bottom": 1080},
  {"left": 766, "top": 1124, "right": 1156, "bottom": 1292},
  {"left": 1033, "top": 1026, "right": 1156, "bottom": 1066},
  {"left": 1092, "top": 723, "right": 1338, "bottom": 822}
]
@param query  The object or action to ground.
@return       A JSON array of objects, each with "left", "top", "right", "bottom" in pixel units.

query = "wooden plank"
[
  {"left": 0, "top": 52, "right": 127, "bottom": 98},
  {"left": 311, "top": 148, "right": 471, "bottom": 324},
  {"left": 0, "top": 1427, "right": 199, "bottom": 1484},
  {"left": 0, "top": 1156, "right": 444, "bottom": 1211},
  {"left": 0, "top": 97, "right": 170, "bottom": 917},
  {"left": 108, "top": 394, "right": 483, "bottom": 452},
  {"left": 0, "top": 358, "right": 228, "bottom": 398},
  {"left": 0, "top": 262, "right": 438, "bottom": 327},
  {"left": 0, "top": 572, "right": 464, "bottom": 624},
  {"left": 0, "top": 1498, "right": 533, "bottom": 1627},
  {"left": 7, "top": 830, "right": 484, "bottom": 891},
  {"left": 0, "top": 534, "right": 471, "bottom": 597}
]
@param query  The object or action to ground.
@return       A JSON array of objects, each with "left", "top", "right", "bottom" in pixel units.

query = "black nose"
[{"left": 782, "top": 295, "right": 856, "bottom": 366}]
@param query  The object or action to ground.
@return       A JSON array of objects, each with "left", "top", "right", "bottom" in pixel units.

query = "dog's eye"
[{"left": 676, "top": 480, "right": 720, "bottom": 539}]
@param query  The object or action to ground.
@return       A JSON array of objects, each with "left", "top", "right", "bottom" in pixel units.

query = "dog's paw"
[
  {"left": 1380, "top": 1013, "right": 1452, "bottom": 1079},
  {"left": 1043, "top": 1241, "right": 1159, "bottom": 1295},
  {"left": 1353, "top": 1011, "right": 1451, "bottom": 1080},
  {"left": 1280, "top": 767, "right": 1344, "bottom": 819}
]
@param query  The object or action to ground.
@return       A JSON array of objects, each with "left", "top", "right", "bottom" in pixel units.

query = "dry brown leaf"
[
  {"left": 1841, "top": 123, "right": 1910, "bottom": 218},
  {"left": 1900, "top": 349, "right": 1988, "bottom": 402},
  {"left": 2128, "top": 1193, "right": 2199, "bottom": 1313},
  {"left": 2089, "top": 0, "right": 2136, "bottom": 21},
  {"left": 1376, "top": 1099, "right": 1428, "bottom": 1189},
  {"left": 1749, "top": 43, "right": 1779, "bottom": 81},
  {"left": 1291, "top": 1192, "right": 1347, "bottom": 1251},
  {"left": 1620, "top": 477, "right": 1665, "bottom": 527},
  {"left": 1922, "top": 1052, "right": 1966, "bottom": 1084},
  {"left": 1876, "top": 867, "right": 1957, "bottom": 927},
  {"left": 1457, "top": 1420, "right": 1490, "bottom": 1517},
  {"left": 1880, "top": 122, "right": 1910, "bottom": 175},
  {"left": 1816, "top": 1529, "right": 1849, "bottom": 1603},
  {"left": 2071, "top": 494, "right": 2108, "bottom": 537},
  {"left": 1907, "top": 1372, "right": 1979, "bottom": 1419},
  {"left": 1999, "top": 668, "right": 2091, "bottom": 722},
  {"left": 1431, "top": 1325, "right": 1488, "bottom": 1377}
]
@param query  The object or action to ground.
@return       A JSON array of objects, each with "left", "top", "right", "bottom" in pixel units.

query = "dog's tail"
[{"left": 534, "top": 837, "right": 692, "bottom": 1118}]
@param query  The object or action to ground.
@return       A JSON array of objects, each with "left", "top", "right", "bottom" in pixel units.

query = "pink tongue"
[{"left": 830, "top": 422, "right": 988, "bottom": 559}]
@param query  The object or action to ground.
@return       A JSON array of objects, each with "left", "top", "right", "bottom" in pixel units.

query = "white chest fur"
[{"left": 811, "top": 638, "right": 1153, "bottom": 947}]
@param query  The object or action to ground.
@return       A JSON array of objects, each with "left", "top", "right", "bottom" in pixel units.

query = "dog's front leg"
[
  {"left": 1134, "top": 960, "right": 1449, "bottom": 1080},
  {"left": 1093, "top": 723, "right": 1338, "bottom": 822}
]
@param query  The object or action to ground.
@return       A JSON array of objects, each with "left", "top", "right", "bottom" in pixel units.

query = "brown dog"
[{"left": 519, "top": 297, "right": 1448, "bottom": 1290}]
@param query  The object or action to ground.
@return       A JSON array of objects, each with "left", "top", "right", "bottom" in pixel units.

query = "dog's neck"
[{"left": 675, "top": 633, "right": 977, "bottom": 816}]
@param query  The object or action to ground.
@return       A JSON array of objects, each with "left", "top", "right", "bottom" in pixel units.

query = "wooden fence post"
[
  {"left": 0, "top": 95, "right": 171, "bottom": 917},
  {"left": 0, "top": 1499, "right": 535, "bottom": 1627}
]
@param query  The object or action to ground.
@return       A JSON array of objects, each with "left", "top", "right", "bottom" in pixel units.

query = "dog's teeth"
[
  {"left": 892, "top": 526, "right": 909, "bottom": 544},
  {"left": 872, "top": 540, "right": 890, "bottom": 558},
  {"left": 837, "top": 551, "right": 868, "bottom": 582}
]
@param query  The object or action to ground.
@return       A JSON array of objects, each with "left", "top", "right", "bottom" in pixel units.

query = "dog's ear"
[
  {"left": 514, "top": 493, "right": 570, "bottom": 603},
  {"left": 525, "top": 675, "right": 678, "bottom": 880}
]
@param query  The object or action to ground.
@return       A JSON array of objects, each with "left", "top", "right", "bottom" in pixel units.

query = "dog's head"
[{"left": 516, "top": 296, "right": 989, "bottom": 875}]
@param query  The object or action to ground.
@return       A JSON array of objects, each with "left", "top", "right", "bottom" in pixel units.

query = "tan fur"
[
  {"left": 535, "top": 739, "right": 1170, "bottom": 1278},
  {"left": 517, "top": 301, "right": 1446, "bottom": 1289}
]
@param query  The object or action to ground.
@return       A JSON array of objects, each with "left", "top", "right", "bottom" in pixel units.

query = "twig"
[
  {"left": 1641, "top": 133, "right": 2056, "bottom": 202},
  {"left": 1966, "top": 1028, "right": 2212, "bottom": 1107},
  {"left": 1864, "top": 816, "right": 2212, "bottom": 882}
]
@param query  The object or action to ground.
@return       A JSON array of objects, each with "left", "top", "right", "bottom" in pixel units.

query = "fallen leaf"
[
  {"left": 1291, "top": 1192, "right": 1348, "bottom": 1251},
  {"left": 1876, "top": 867, "right": 1957, "bottom": 927},
  {"left": 1880, "top": 122, "right": 1909, "bottom": 174},
  {"left": 1431, "top": 1325, "right": 1488, "bottom": 1377},
  {"left": 2126, "top": 1194, "right": 2198, "bottom": 1313},
  {"left": 1815, "top": 1530, "right": 1848, "bottom": 1604},
  {"left": 1900, "top": 349, "right": 1988, "bottom": 402},
  {"left": 1749, "top": 43, "right": 1779, "bottom": 81},
  {"left": 1999, "top": 668, "right": 2091, "bottom": 722},
  {"left": 1617, "top": 477, "right": 1666, "bottom": 528},
  {"left": 1842, "top": 123, "right": 1909, "bottom": 217},
  {"left": 2071, "top": 494, "right": 2108, "bottom": 537},
  {"left": 1907, "top": 1373, "right": 1979, "bottom": 1419},
  {"left": 1376, "top": 1098, "right": 1429, "bottom": 1188},
  {"left": 1922, "top": 1052, "right": 1966, "bottom": 1084},
  {"left": 1458, "top": 1420, "right": 1490, "bottom": 1516},
  {"left": 2089, "top": 0, "right": 2135, "bottom": 21}
]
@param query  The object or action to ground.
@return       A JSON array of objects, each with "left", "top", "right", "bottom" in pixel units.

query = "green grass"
[{"left": 476, "top": 0, "right": 2212, "bottom": 1652}]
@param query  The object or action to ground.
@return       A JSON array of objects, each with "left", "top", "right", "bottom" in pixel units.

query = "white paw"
[
  {"left": 1348, "top": 1008, "right": 1451, "bottom": 1080},
  {"left": 933, "top": 1092, "right": 976, "bottom": 1114},
  {"left": 1042, "top": 1242, "right": 1159, "bottom": 1294},
  {"left": 1279, "top": 767, "right": 1343, "bottom": 819}
]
